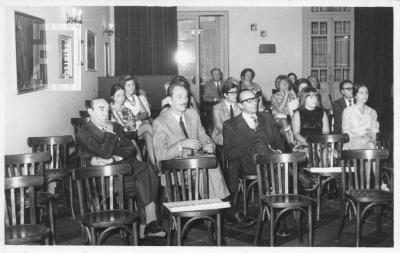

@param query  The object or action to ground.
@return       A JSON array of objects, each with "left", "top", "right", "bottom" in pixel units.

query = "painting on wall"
[
  {"left": 86, "top": 29, "right": 96, "bottom": 71},
  {"left": 15, "top": 11, "right": 47, "bottom": 94}
]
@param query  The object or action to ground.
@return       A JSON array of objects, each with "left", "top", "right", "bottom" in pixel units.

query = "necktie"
[
  {"left": 217, "top": 82, "right": 222, "bottom": 98},
  {"left": 348, "top": 99, "right": 352, "bottom": 106},
  {"left": 251, "top": 116, "right": 258, "bottom": 129},
  {"left": 230, "top": 105, "right": 234, "bottom": 119},
  {"left": 179, "top": 117, "right": 194, "bottom": 155}
]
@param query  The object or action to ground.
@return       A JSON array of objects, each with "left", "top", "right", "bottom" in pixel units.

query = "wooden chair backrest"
[
  {"left": 28, "top": 135, "right": 74, "bottom": 170},
  {"left": 341, "top": 149, "right": 389, "bottom": 192},
  {"left": 4, "top": 152, "right": 51, "bottom": 177},
  {"left": 376, "top": 133, "right": 393, "bottom": 167},
  {"left": 74, "top": 164, "right": 132, "bottom": 215},
  {"left": 4, "top": 175, "right": 44, "bottom": 226},
  {"left": 161, "top": 156, "right": 218, "bottom": 202},
  {"left": 255, "top": 152, "right": 307, "bottom": 196},
  {"left": 306, "top": 134, "right": 349, "bottom": 167}
]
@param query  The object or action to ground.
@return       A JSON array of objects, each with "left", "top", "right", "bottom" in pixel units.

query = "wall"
[
  {"left": 178, "top": 6, "right": 304, "bottom": 98},
  {"left": 4, "top": 6, "right": 111, "bottom": 154}
]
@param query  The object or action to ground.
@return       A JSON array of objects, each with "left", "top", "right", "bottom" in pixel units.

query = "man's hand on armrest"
[{"left": 91, "top": 157, "right": 113, "bottom": 166}]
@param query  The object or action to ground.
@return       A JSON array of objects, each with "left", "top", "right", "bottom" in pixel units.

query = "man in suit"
[
  {"left": 153, "top": 81, "right": 254, "bottom": 227},
  {"left": 76, "top": 98, "right": 165, "bottom": 239},
  {"left": 211, "top": 80, "right": 241, "bottom": 146},
  {"left": 332, "top": 80, "right": 354, "bottom": 133},
  {"left": 202, "top": 68, "right": 224, "bottom": 104},
  {"left": 223, "top": 89, "right": 285, "bottom": 193}
]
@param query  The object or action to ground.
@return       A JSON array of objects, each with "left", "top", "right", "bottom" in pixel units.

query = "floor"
[{"left": 50, "top": 191, "right": 393, "bottom": 247}]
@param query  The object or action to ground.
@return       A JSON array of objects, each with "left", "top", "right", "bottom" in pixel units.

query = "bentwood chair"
[
  {"left": 336, "top": 149, "right": 392, "bottom": 247},
  {"left": 5, "top": 175, "right": 51, "bottom": 245},
  {"left": 28, "top": 135, "right": 76, "bottom": 218},
  {"left": 161, "top": 156, "right": 230, "bottom": 246},
  {"left": 253, "top": 152, "right": 314, "bottom": 246},
  {"left": 5, "top": 152, "right": 56, "bottom": 244},
  {"left": 74, "top": 164, "right": 138, "bottom": 245},
  {"left": 376, "top": 133, "right": 393, "bottom": 192},
  {"left": 305, "top": 134, "right": 349, "bottom": 220}
]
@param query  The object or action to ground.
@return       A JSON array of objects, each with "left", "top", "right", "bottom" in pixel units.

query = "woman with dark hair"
[
  {"left": 292, "top": 86, "right": 329, "bottom": 147},
  {"left": 342, "top": 83, "right": 379, "bottom": 149},
  {"left": 121, "top": 75, "right": 156, "bottom": 166},
  {"left": 287, "top": 72, "right": 297, "bottom": 86},
  {"left": 288, "top": 78, "right": 311, "bottom": 117},
  {"left": 271, "top": 75, "right": 296, "bottom": 145}
]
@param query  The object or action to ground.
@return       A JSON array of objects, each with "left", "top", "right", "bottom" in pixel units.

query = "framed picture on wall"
[
  {"left": 15, "top": 11, "right": 47, "bottom": 94},
  {"left": 86, "top": 29, "right": 96, "bottom": 71}
]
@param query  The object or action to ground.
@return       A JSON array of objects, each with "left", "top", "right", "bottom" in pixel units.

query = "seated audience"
[
  {"left": 332, "top": 80, "right": 354, "bottom": 133},
  {"left": 121, "top": 75, "right": 156, "bottom": 166},
  {"left": 76, "top": 98, "right": 165, "bottom": 239},
  {"left": 211, "top": 79, "right": 241, "bottom": 146},
  {"left": 202, "top": 68, "right": 224, "bottom": 104},
  {"left": 292, "top": 87, "right": 330, "bottom": 148},
  {"left": 270, "top": 75, "right": 296, "bottom": 146},
  {"left": 152, "top": 80, "right": 252, "bottom": 227},
  {"left": 288, "top": 78, "right": 311, "bottom": 117},
  {"left": 342, "top": 83, "right": 378, "bottom": 150},
  {"left": 287, "top": 72, "right": 297, "bottom": 86}
]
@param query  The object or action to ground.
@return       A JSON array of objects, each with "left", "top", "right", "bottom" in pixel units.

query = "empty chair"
[
  {"left": 74, "top": 164, "right": 138, "bottom": 245},
  {"left": 305, "top": 133, "right": 349, "bottom": 220},
  {"left": 161, "top": 156, "right": 230, "bottom": 246},
  {"left": 254, "top": 152, "right": 313, "bottom": 246},
  {"left": 336, "top": 149, "right": 392, "bottom": 247},
  {"left": 5, "top": 152, "right": 56, "bottom": 244},
  {"left": 27, "top": 135, "right": 76, "bottom": 218},
  {"left": 5, "top": 175, "right": 51, "bottom": 244}
]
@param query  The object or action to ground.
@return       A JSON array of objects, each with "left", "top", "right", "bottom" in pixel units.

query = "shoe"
[
  {"left": 275, "top": 230, "right": 290, "bottom": 237},
  {"left": 225, "top": 210, "right": 256, "bottom": 228},
  {"left": 144, "top": 221, "right": 166, "bottom": 238}
]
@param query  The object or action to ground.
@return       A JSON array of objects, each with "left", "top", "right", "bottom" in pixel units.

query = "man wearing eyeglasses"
[
  {"left": 332, "top": 80, "right": 355, "bottom": 133},
  {"left": 223, "top": 89, "right": 285, "bottom": 199}
]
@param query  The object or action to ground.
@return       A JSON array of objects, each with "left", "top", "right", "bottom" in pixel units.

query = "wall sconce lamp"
[
  {"left": 103, "top": 23, "right": 114, "bottom": 36},
  {"left": 66, "top": 8, "right": 83, "bottom": 24}
]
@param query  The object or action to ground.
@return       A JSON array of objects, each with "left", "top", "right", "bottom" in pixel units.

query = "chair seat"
[
  {"left": 44, "top": 169, "right": 71, "bottom": 180},
  {"left": 260, "top": 194, "right": 313, "bottom": 208},
  {"left": 81, "top": 210, "right": 138, "bottom": 228},
  {"left": 347, "top": 189, "right": 393, "bottom": 203},
  {"left": 5, "top": 224, "right": 49, "bottom": 244}
]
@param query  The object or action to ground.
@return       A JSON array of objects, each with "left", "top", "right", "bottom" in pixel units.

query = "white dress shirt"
[{"left": 242, "top": 112, "right": 258, "bottom": 129}]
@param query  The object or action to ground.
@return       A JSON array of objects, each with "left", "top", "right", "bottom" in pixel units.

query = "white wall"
[
  {"left": 178, "top": 6, "right": 304, "bottom": 98},
  {"left": 4, "top": 6, "right": 111, "bottom": 154}
]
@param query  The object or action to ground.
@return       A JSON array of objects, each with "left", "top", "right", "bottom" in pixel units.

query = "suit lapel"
[{"left": 86, "top": 121, "right": 106, "bottom": 140}]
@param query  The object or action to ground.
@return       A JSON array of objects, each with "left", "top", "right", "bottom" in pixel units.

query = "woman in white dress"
[{"left": 342, "top": 83, "right": 379, "bottom": 150}]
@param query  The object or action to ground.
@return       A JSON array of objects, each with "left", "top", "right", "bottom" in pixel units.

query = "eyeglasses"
[
  {"left": 343, "top": 87, "right": 353, "bottom": 91},
  {"left": 240, "top": 97, "right": 257, "bottom": 104},
  {"left": 227, "top": 91, "right": 237, "bottom": 94}
]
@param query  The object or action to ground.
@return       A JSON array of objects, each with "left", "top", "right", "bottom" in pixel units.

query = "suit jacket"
[
  {"left": 332, "top": 97, "right": 347, "bottom": 133},
  {"left": 202, "top": 80, "right": 222, "bottom": 104},
  {"left": 223, "top": 111, "right": 285, "bottom": 176},
  {"left": 211, "top": 100, "right": 241, "bottom": 145},
  {"left": 76, "top": 120, "right": 136, "bottom": 164},
  {"left": 152, "top": 108, "right": 211, "bottom": 162}
]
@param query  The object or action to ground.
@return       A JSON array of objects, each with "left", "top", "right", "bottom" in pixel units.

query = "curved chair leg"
[
  {"left": 68, "top": 175, "right": 75, "bottom": 219},
  {"left": 177, "top": 216, "right": 182, "bottom": 246},
  {"left": 308, "top": 205, "right": 313, "bottom": 246},
  {"left": 254, "top": 206, "right": 264, "bottom": 245},
  {"left": 90, "top": 227, "right": 97, "bottom": 245},
  {"left": 132, "top": 222, "right": 138, "bottom": 245},
  {"left": 243, "top": 179, "right": 247, "bottom": 215},
  {"left": 316, "top": 176, "right": 322, "bottom": 221},
  {"left": 336, "top": 201, "right": 348, "bottom": 241}
]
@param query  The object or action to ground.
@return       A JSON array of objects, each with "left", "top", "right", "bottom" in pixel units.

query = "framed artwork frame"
[
  {"left": 15, "top": 11, "right": 47, "bottom": 94},
  {"left": 59, "top": 34, "right": 73, "bottom": 79},
  {"left": 86, "top": 29, "right": 97, "bottom": 71}
]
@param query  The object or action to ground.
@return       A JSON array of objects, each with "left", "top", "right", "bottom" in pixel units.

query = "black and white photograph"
[{"left": 1, "top": 0, "right": 398, "bottom": 251}]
